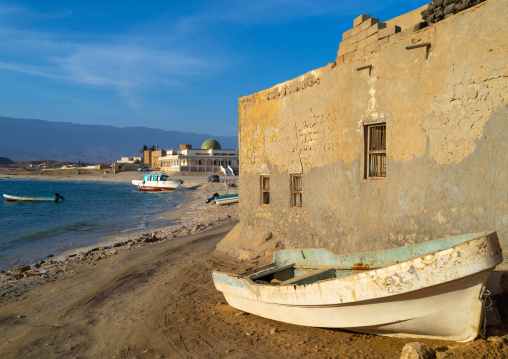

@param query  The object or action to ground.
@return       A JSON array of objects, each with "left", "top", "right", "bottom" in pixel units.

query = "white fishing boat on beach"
[
  {"left": 132, "top": 173, "right": 182, "bottom": 192},
  {"left": 213, "top": 231, "right": 503, "bottom": 341}
]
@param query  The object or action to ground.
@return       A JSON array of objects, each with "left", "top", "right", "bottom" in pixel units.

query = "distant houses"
[
  {"left": 118, "top": 156, "right": 141, "bottom": 164},
  {"left": 112, "top": 156, "right": 142, "bottom": 173},
  {"left": 120, "top": 139, "right": 239, "bottom": 175},
  {"left": 142, "top": 150, "right": 167, "bottom": 170}
]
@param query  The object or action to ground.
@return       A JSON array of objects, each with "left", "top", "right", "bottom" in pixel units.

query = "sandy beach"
[{"left": 0, "top": 171, "right": 507, "bottom": 358}]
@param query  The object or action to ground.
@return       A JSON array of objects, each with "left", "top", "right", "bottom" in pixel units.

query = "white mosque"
[{"left": 159, "top": 139, "right": 238, "bottom": 175}]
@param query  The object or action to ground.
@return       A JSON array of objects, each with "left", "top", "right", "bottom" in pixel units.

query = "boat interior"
[{"left": 239, "top": 263, "right": 377, "bottom": 286}]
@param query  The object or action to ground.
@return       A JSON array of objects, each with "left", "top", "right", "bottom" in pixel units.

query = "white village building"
[{"left": 159, "top": 139, "right": 238, "bottom": 175}]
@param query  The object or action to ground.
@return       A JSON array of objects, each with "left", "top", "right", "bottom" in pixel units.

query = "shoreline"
[
  {"left": 1, "top": 173, "right": 506, "bottom": 358},
  {"left": 1, "top": 171, "right": 239, "bottom": 276},
  {"left": 0, "top": 170, "right": 142, "bottom": 183},
  {"left": 52, "top": 179, "right": 217, "bottom": 262}
]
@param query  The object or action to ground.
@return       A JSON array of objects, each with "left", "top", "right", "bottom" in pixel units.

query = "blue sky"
[{"left": 0, "top": 0, "right": 428, "bottom": 136}]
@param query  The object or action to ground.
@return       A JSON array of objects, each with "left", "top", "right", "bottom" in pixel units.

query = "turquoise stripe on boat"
[
  {"left": 215, "top": 193, "right": 239, "bottom": 200},
  {"left": 213, "top": 272, "right": 252, "bottom": 289},
  {"left": 273, "top": 232, "right": 491, "bottom": 267}
]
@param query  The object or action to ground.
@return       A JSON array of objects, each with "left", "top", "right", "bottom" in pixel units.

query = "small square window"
[
  {"left": 291, "top": 174, "right": 302, "bottom": 207},
  {"left": 365, "top": 123, "right": 386, "bottom": 178},
  {"left": 261, "top": 176, "right": 270, "bottom": 205}
]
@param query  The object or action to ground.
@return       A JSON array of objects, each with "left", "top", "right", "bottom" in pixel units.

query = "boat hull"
[
  {"left": 131, "top": 180, "right": 180, "bottom": 191},
  {"left": 3, "top": 194, "right": 56, "bottom": 202},
  {"left": 213, "top": 231, "right": 503, "bottom": 341},
  {"left": 215, "top": 194, "right": 238, "bottom": 205},
  {"left": 220, "top": 271, "right": 486, "bottom": 341},
  {"left": 215, "top": 198, "right": 239, "bottom": 205}
]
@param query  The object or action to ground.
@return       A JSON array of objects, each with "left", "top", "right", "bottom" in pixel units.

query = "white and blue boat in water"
[{"left": 213, "top": 231, "right": 503, "bottom": 341}]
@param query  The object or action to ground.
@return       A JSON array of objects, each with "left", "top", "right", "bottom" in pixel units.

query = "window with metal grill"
[
  {"left": 291, "top": 174, "right": 302, "bottom": 207},
  {"left": 261, "top": 175, "right": 270, "bottom": 205},
  {"left": 365, "top": 123, "right": 386, "bottom": 178}
]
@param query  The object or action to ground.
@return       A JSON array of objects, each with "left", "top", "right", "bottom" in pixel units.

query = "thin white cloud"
[
  {"left": 53, "top": 44, "right": 208, "bottom": 87},
  {"left": 0, "top": 3, "right": 72, "bottom": 21},
  {"left": 0, "top": 0, "right": 425, "bottom": 108},
  {"left": 0, "top": 2, "right": 218, "bottom": 108},
  {"left": 0, "top": 20, "right": 213, "bottom": 107},
  {"left": 0, "top": 61, "right": 67, "bottom": 81},
  {"left": 0, "top": 4, "right": 23, "bottom": 15}
]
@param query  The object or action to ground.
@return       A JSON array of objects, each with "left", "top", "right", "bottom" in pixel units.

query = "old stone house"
[{"left": 218, "top": 0, "right": 507, "bottom": 288}]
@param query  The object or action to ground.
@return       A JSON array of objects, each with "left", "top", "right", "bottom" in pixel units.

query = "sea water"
[{"left": 0, "top": 178, "right": 187, "bottom": 271}]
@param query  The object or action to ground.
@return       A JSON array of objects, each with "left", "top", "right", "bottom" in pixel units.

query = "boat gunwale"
[
  {"left": 214, "top": 193, "right": 239, "bottom": 200},
  {"left": 272, "top": 231, "right": 497, "bottom": 268}
]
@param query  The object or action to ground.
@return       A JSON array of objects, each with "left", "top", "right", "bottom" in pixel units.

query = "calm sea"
[{"left": 0, "top": 178, "right": 187, "bottom": 271}]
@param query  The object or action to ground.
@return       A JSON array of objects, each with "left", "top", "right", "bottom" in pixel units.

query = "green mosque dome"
[{"left": 201, "top": 138, "right": 221, "bottom": 150}]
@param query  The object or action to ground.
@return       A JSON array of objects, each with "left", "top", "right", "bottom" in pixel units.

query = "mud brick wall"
[
  {"left": 336, "top": 13, "right": 424, "bottom": 64},
  {"left": 224, "top": 0, "right": 507, "bottom": 271}
]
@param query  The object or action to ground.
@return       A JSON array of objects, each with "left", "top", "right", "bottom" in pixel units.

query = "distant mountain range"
[
  {"left": 0, "top": 157, "right": 15, "bottom": 165},
  {"left": 0, "top": 117, "right": 238, "bottom": 163}
]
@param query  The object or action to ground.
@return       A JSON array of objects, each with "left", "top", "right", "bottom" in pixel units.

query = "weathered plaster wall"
[
  {"left": 385, "top": 4, "right": 428, "bottom": 30},
  {"left": 229, "top": 0, "right": 507, "bottom": 264}
]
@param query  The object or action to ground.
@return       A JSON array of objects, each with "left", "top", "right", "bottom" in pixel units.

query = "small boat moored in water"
[
  {"left": 132, "top": 173, "right": 182, "bottom": 192},
  {"left": 213, "top": 231, "right": 503, "bottom": 341},
  {"left": 3, "top": 193, "right": 65, "bottom": 202}
]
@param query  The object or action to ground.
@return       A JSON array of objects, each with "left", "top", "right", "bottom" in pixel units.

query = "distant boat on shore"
[
  {"left": 132, "top": 173, "right": 182, "bottom": 192},
  {"left": 214, "top": 193, "right": 238, "bottom": 205},
  {"left": 3, "top": 193, "right": 65, "bottom": 202},
  {"left": 213, "top": 231, "right": 503, "bottom": 341}
]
